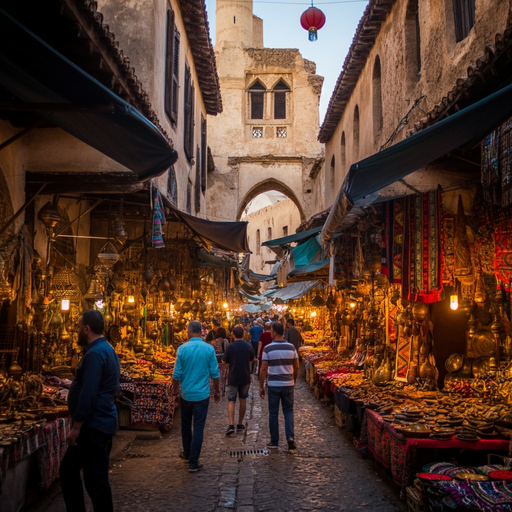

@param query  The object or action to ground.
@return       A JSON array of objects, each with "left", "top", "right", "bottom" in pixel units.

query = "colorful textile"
[
  {"left": 494, "top": 219, "right": 512, "bottom": 291},
  {"left": 0, "top": 417, "right": 69, "bottom": 495},
  {"left": 334, "top": 237, "right": 353, "bottom": 288},
  {"left": 383, "top": 198, "right": 405, "bottom": 283},
  {"left": 402, "top": 190, "right": 443, "bottom": 303},
  {"left": 151, "top": 189, "right": 166, "bottom": 249},
  {"left": 394, "top": 335, "right": 412, "bottom": 381},
  {"left": 442, "top": 215, "right": 455, "bottom": 283},
  {"left": 482, "top": 128, "right": 501, "bottom": 205},
  {"left": 37, "top": 417, "right": 70, "bottom": 490},
  {"left": 120, "top": 381, "right": 175, "bottom": 430},
  {"left": 501, "top": 117, "right": 512, "bottom": 207}
]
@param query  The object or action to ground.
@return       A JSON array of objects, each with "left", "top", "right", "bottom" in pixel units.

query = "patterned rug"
[
  {"left": 402, "top": 190, "right": 444, "bottom": 303},
  {"left": 394, "top": 335, "right": 412, "bottom": 382},
  {"left": 494, "top": 219, "right": 512, "bottom": 291}
]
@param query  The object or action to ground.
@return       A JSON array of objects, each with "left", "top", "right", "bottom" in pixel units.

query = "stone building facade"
[
  {"left": 0, "top": 0, "right": 221, "bottom": 270},
  {"left": 206, "top": 0, "right": 325, "bottom": 225},
  {"left": 244, "top": 198, "right": 301, "bottom": 273},
  {"left": 319, "top": 0, "right": 512, "bottom": 208}
]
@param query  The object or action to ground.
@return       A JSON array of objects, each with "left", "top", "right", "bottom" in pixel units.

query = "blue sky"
[{"left": 204, "top": 0, "right": 368, "bottom": 124}]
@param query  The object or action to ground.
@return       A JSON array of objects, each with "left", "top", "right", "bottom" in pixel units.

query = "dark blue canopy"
[{"left": 0, "top": 8, "right": 177, "bottom": 181}]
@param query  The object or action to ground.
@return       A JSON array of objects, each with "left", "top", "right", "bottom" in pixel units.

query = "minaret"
[{"left": 216, "top": 0, "right": 262, "bottom": 48}]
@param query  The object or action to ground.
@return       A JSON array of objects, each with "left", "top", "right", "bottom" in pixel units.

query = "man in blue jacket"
[
  {"left": 172, "top": 321, "right": 220, "bottom": 472},
  {"left": 60, "top": 309, "right": 120, "bottom": 512}
]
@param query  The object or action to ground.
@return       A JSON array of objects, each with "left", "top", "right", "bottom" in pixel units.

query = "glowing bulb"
[
  {"left": 61, "top": 299, "right": 70, "bottom": 311},
  {"left": 128, "top": 295, "right": 135, "bottom": 304},
  {"left": 349, "top": 302, "right": 356, "bottom": 308},
  {"left": 311, "top": 311, "right": 317, "bottom": 318},
  {"left": 95, "top": 300, "right": 104, "bottom": 309},
  {"left": 207, "top": 301, "right": 212, "bottom": 305},
  {"left": 450, "top": 294, "right": 459, "bottom": 311},
  {"left": 222, "top": 302, "right": 229, "bottom": 309}
]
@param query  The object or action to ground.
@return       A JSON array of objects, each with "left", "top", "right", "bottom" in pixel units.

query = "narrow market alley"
[{"left": 29, "top": 373, "right": 406, "bottom": 512}]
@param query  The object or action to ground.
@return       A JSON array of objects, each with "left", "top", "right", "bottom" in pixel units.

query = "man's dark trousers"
[
  {"left": 180, "top": 396, "right": 209, "bottom": 467},
  {"left": 60, "top": 426, "right": 113, "bottom": 512}
]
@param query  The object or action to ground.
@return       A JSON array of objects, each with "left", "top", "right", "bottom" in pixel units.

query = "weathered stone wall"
[
  {"left": 97, "top": 0, "right": 211, "bottom": 214},
  {"left": 244, "top": 198, "right": 301, "bottom": 273},
  {"left": 324, "top": 0, "right": 512, "bottom": 205},
  {"left": 208, "top": 4, "right": 325, "bottom": 225}
]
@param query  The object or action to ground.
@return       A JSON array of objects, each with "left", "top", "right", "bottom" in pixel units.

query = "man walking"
[
  {"left": 249, "top": 320, "right": 263, "bottom": 373},
  {"left": 60, "top": 310, "right": 120, "bottom": 512},
  {"left": 222, "top": 326, "right": 255, "bottom": 435},
  {"left": 172, "top": 321, "right": 220, "bottom": 472},
  {"left": 284, "top": 318, "right": 303, "bottom": 353},
  {"left": 259, "top": 322, "right": 299, "bottom": 452}
]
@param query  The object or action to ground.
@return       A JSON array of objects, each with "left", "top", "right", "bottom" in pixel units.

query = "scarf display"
[
  {"left": 453, "top": 195, "right": 474, "bottom": 286},
  {"left": 480, "top": 115, "right": 512, "bottom": 207},
  {"left": 383, "top": 198, "right": 405, "bottom": 284},
  {"left": 494, "top": 219, "right": 512, "bottom": 291},
  {"left": 151, "top": 189, "right": 166, "bottom": 249},
  {"left": 401, "top": 189, "right": 443, "bottom": 303}
]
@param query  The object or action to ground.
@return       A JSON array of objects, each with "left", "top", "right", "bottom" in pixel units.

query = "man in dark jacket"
[
  {"left": 284, "top": 318, "right": 303, "bottom": 353},
  {"left": 60, "top": 310, "right": 120, "bottom": 512}
]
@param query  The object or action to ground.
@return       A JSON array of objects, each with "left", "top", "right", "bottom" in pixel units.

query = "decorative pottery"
[{"left": 445, "top": 353, "right": 464, "bottom": 373}]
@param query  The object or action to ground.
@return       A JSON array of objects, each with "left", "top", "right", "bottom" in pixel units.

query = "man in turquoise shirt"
[{"left": 172, "top": 321, "right": 220, "bottom": 472}]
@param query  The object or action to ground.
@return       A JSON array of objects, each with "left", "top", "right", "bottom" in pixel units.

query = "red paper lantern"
[{"left": 300, "top": 6, "right": 326, "bottom": 42}]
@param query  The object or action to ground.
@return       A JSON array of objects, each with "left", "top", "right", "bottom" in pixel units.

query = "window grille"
[
  {"left": 167, "top": 166, "right": 177, "bottom": 206},
  {"left": 165, "top": 10, "right": 179, "bottom": 123},
  {"left": 277, "top": 127, "right": 287, "bottom": 138},
  {"left": 252, "top": 127, "right": 263, "bottom": 138},
  {"left": 452, "top": 0, "right": 475, "bottom": 42}
]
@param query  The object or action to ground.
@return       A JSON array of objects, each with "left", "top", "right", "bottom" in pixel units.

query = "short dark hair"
[
  {"left": 213, "top": 318, "right": 221, "bottom": 326},
  {"left": 232, "top": 326, "right": 244, "bottom": 339},
  {"left": 271, "top": 322, "right": 284, "bottom": 336},
  {"left": 273, "top": 314, "right": 279, "bottom": 321},
  {"left": 216, "top": 327, "right": 227, "bottom": 339},
  {"left": 188, "top": 320, "right": 202, "bottom": 334},
  {"left": 287, "top": 318, "right": 295, "bottom": 326},
  {"left": 81, "top": 310, "right": 104, "bottom": 335}
]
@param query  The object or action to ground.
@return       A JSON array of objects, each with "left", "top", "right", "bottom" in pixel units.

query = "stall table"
[
  {"left": 0, "top": 417, "right": 70, "bottom": 511},
  {"left": 359, "top": 409, "right": 510, "bottom": 488},
  {"left": 120, "top": 381, "right": 174, "bottom": 431}
]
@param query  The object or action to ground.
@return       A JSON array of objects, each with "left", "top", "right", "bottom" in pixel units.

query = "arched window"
[
  {"left": 256, "top": 229, "right": 261, "bottom": 255},
  {"left": 330, "top": 155, "right": 336, "bottom": 190},
  {"left": 452, "top": 0, "right": 475, "bottom": 42},
  {"left": 186, "top": 180, "right": 192, "bottom": 214},
  {"left": 405, "top": 0, "right": 421, "bottom": 85},
  {"left": 353, "top": 105, "right": 360, "bottom": 160},
  {"left": 373, "top": 56, "right": 383, "bottom": 137},
  {"left": 340, "top": 132, "right": 346, "bottom": 172},
  {"left": 273, "top": 80, "right": 290, "bottom": 119},
  {"left": 167, "top": 165, "right": 178, "bottom": 206},
  {"left": 249, "top": 81, "right": 265, "bottom": 119}
]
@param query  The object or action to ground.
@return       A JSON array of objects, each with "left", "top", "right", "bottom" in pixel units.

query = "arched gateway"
[{"left": 206, "top": 0, "right": 325, "bottom": 236}]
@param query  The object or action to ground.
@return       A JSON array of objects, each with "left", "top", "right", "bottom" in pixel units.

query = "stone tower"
[
  {"left": 216, "top": 0, "right": 263, "bottom": 48},
  {"left": 207, "top": 0, "right": 325, "bottom": 232}
]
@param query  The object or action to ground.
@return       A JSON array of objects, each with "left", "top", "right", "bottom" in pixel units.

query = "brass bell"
[
  {"left": 37, "top": 201, "right": 61, "bottom": 230},
  {"left": 84, "top": 276, "right": 104, "bottom": 301}
]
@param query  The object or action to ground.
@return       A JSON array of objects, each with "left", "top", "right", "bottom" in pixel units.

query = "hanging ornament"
[{"left": 300, "top": 5, "right": 326, "bottom": 42}]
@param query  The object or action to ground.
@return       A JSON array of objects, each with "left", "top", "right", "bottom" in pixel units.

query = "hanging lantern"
[
  {"left": 84, "top": 276, "right": 104, "bottom": 301},
  {"left": 37, "top": 201, "right": 61, "bottom": 230},
  {"left": 97, "top": 242, "right": 119, "bottom": 271},
  {"left": 300, "top": 6, "right": 326, "bottom": 42}
]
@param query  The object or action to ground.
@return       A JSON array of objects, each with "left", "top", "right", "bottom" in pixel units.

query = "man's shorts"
[{"left": 227, "top": 383, "right": 251, "bottom": 402}]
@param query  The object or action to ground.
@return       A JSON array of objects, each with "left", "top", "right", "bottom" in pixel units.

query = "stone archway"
[{"left": 236, "top": 178, "right": 306, "bottom": 223}]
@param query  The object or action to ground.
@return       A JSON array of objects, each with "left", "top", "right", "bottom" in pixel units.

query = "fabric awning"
[
  {"left": 288, "top": 260, "right": 329, "bottom": 277},
  {"left": 0, "top": 8, "right": 177, "bottom": 181},
  {"left": 292, "top": 236, "right": 321, "bottom": 267},
  {"left": 176, "top": 210, "right": 249, "bottom": 253},
  {"left": 196, "top": 248, "right": 237, "bottom": 268},
  {"left": 321, "top": 81, "right": 512, "bottom": 243},
  {"left": 239, "top": 290, "right": 266, "bottom": 303},
  {"left": 268, "top": 281, "right": 320, "bottom": 301},
  {"left": 241, "top": 303, "right": 273, "bottom": 313},
  {"left": 248, "top": 269, "right": 276, "bottom": 282},
  {"left": 262, "top": 227, "right": 320, "bottom": 248}
]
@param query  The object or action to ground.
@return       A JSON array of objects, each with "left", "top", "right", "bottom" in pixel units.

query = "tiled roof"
[
  {"left": 178, "top": 0, "right": 222, "bottom": 115},
  {"left": 406, "top": 26, "right": 512, "bottom": 136},
  {"left": 318, "top": 0, "right": 397, "bottom": 143}
]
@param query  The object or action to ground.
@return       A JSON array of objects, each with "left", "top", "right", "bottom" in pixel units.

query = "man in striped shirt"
[{"left": 259, "top": 322, "right": 299, "bottom": 451}]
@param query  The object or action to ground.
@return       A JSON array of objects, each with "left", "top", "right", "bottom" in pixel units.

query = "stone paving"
[{"left": 28, "top": 373, "right": 407, "bottom": 512}]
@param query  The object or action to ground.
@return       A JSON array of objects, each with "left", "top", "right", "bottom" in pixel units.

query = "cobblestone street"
[{"left": 29, "top": 373, "right": 406, "bottom": 512}]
